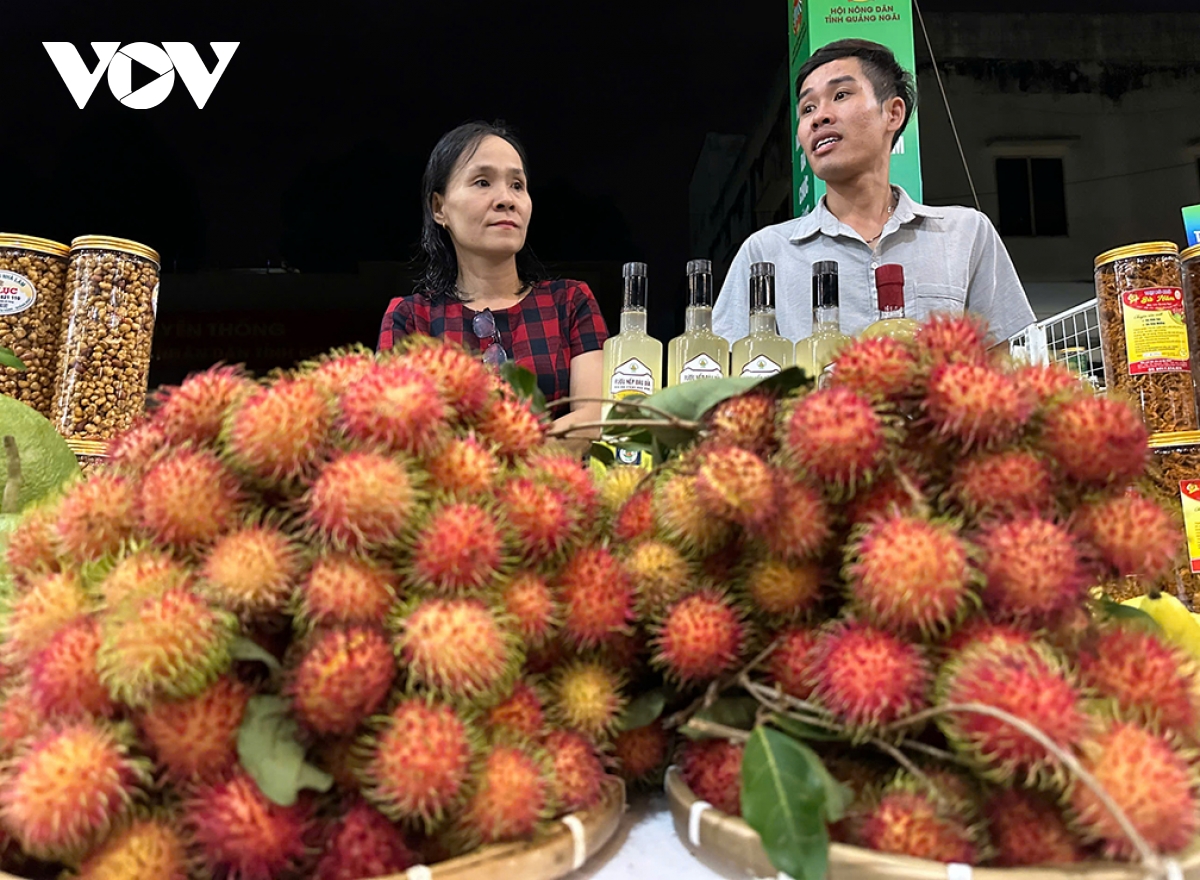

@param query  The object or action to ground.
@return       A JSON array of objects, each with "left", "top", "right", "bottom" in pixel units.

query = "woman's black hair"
[{"left": 418, "top": 120, "right": 547, "bottom": 301}]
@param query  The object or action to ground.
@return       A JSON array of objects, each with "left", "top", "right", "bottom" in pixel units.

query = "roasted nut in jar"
[
  {"left": 0, "top": 235, "right": 70, "bottom": 417},
  {"left": 1184, "top": 243, "right": 1200, "bottom": 417},
  {"left": 1132, "top": 431, "right": 1200, "bottom": 608},
  {"left": 53, "top": 236, "right": 160, "bottom": 441},
  {"left": 1094, "top": 242, "right": 1197, "bottom": 434}
]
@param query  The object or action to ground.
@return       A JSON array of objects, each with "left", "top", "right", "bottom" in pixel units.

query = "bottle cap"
[
  {"left": 875, "top": 264, "right": 905, "bottom": 310},
  {"left": 812, "top": 260, "right": 838, "bottom": 276},
  {"left": 750, "top": 262, "right": 774, "bottom": 277},
  {"left": 623, "top": 262, "right": 647, "bottom": 277},
  {"left": 686, "top": 259, "right": 711, "bottom": 275}
]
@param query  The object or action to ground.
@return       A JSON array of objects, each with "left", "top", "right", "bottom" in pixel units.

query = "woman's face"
[{"left": 432, "top": 135, "right": 531, "bottom": 261}]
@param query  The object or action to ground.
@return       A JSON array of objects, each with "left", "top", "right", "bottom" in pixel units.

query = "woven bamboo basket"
[
  {"left": 0, "top": 776, "right": 626, "bottom": 880},
  {"left": 665, "top": 767, "right": 1200, "bottom": 880}
]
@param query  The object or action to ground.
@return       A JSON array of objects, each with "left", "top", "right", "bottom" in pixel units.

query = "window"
[{"left": 996, "top": 157, "right": 1068, "bottom": 237}]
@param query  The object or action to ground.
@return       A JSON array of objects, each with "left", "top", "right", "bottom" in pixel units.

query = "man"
[{"left": 712, "top": 39, "right": 1034, "bottom": 344}]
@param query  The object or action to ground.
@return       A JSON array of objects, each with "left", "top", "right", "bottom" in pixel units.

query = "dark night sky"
[{"left": 1, "top": 1, "right": 1195, "bottom": 362}]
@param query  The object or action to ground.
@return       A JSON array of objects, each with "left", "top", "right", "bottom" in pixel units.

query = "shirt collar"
[{"left": 788, "top": 185, "right": 944, "bottom": 242}]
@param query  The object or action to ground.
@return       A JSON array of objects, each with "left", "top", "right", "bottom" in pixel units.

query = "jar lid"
[
  {"left": 1183, "top": 243, "right": 1200, "bottom": 263},
  {"left": 65, "top": 438, "right": 110, "bottom": 456},
  {"left": 1149, "top": 431, "right": 1200, "bottom": 449},
  {"left": 0, "top": 233, "right": 70, "bottom": 257},
  {"left": 1094, "top": 241, "right": 1180, "bottom": 269},
  {"left": 69, "top": 235, "right": 160, "bottom": 267}
]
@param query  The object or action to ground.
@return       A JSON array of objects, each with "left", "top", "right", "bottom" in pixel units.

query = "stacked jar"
[
  {"left": 0, "top": 234, "right": 70, "bottom": 417},
  {"left": 1093, "top": 242, "right": 1197, "bottom": 433},
  {"left": 53, "top": 236, "right": 160, "bottom": 455}
]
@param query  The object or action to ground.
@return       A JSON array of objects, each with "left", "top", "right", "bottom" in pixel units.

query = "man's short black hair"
[{"left": 795, "top": 39, "right": 916, "bottom": 147}]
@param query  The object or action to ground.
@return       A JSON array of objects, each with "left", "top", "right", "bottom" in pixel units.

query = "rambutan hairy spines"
[
  {"left": 74, "top": 814, "right": 192, "bottom": 880},
  {"left": 545, "top": 729, "right": 606, "bottom": 813},
  {"left": 526, "top": 447, "right": 602, "bottom": 520},
  {"left": 948, "top": 449, "right": 1057, "bottom": 520},
  {"left": 302, "top": 346, "right": 377, "bottom": 399},
  {"left": 549, "top": 660, "right": 627, "bottom": 741},
  {"left": 53, "top": 471, "right": 138, "bottom": 563},
  {"left": 612, "top": 720, "right": 670, "bottom": 786},
  {"left": 597, "top": 465, "right": 646, "bottom": 516},
  {"left": 199, "top": 520, "right": 305, "bottom": 619},
  {"left": 767, "top": 626, "right": 822, "bottom": 701},
  {"left": 223, "top": 374, "right": 337, "bottom": 483},
  {"left": 137, "top": 447, "right": 244, "bottom": 548},
  {"left": 858, "top": 775, "right": 982, "bottom": 864},
  {"left": 914, "top": 312, "right": 992, "bottom": 367},
  {"left": 339, "top": 362, "right": 450, "bottom": 457},
  {"left": 486, "top": 679, "right": 547, "bottom": 741},
  {"left": 1069, "top": 721, "right": 1198, "bottom": 859},
  {"left": 154, "top": 363, "right": 254, "bottom": 447},
  {"left": 624, "top": 538, "right": 694, "bottom": 619},
  {"left": 613, "top": 488, "right": 655, "bottom": 544},
  {"left": 476, "top": 393, "right": 546, "bottom": 460},
  {"left": 651, "top": 589, "right": 747, "bottom": 685},
  {"left": 558, "top": 545, "right": 635, "bottom": 649},
  {"left": 187, "top": 770, "right": 313, "bottom": 880},
  {"left": 454, "top": 743, "right": 553, "bottom": 846},
  {"left": 499, "top": 571, "right": 560, "bottom": 647},
  {"left": 409, "top": 500, "right": 505, "bottom": 594},
  {"left": 138, "top": 675, "right": 251, "bottom": 782},
  {"left": 1073, "top": 491, "right": 1180, "bottom": 581},
  {"left": 986, "top": 787, "right": 1086, "bottom": 867},
  {"left": 830, "top": 335, "right": 920, "bottom": 402},
  {"left": 361, "top": 695, "right": 481, "bottom": 828},
  {"left": 809, "top": 620, "right": 931, "bottom": 735},
  {"left": 694, "top": 444, "right": 778, "bottom": 529},
  {"left": 400, "top": 341, "right": 493, "bottom": 423},
  {"left": 652, "top": 470, "right": 733, "bottom": 553},
  {"left": 976, "top": 515, "right": 1089, "bottom": 624},
  {"left": 106, "top": 417, "right": 168, "bottom": 476},
  {"left": 1, "top": 568, "right": 91, "bottom": 664},
  {"left": 679, "top": 738, "right": 744, "bottom": 816},
  {"left": 924, "top": 361, "right": 1032, "bottom": 449},
  {"left": 288, "top": 625, "right": 397, "bottom": 736},
  {"left": 313, "top": 798, "right": 419, "bottom": 880},
  {"left": 0, "top": 720, "right": 151, "bottom": 861},
  {"left": 303, "top": 450, "right": 418, "bottom": 549},
  {"left": 424, "top": 435, "right": 501, "bottom": 497},
  {"left": 299, "top": 551, "right": 399, "bottom": 629},
  {"left": 1038, "top": 394, "right": 1149, "bottom": 487},
  {"left": 743, "top": 557, "right": 824, "bottom": 619},
  {"left": 754, "top": 475, "right": 832, "bottom": 561},
  {"left": 703, "top": 390, "right": 779, "bottom": 458},
  {"left": 1012, "top": 362, "right": 1087, "bottom": 412},
  {"left": 98, "top": 547, "right": 192, "bottom": 609},
  {"left": 4, "top": 499, "right": 63, "bottom": 587},
  {"left": 784, "top": 388, "right": 891, "bottom": 491},
  {"left": 28, "top": 617, "right": 116, "bottom": 719},
  {"left": 501, "top": 477, "right": 581, "bottom": 563}
]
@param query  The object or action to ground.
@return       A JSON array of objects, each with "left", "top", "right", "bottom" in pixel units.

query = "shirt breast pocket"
[{"left": 910, "top": 283, "right": 968, "bottom": 321}]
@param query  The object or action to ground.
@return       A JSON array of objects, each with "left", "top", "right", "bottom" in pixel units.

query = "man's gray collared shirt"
[{"left": 712, "top": 187, "right": 1035, "bottom": 345}]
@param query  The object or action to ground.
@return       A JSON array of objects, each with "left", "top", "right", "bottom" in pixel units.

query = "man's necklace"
[{"left": 866, "top": 193, "right": 899, "bottom": 246}]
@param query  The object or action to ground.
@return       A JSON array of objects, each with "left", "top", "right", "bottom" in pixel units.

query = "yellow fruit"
[
  {"left": 1122, "top": 593, "right": 1200, "bottom": 661},
  {"left": 0, "top": 396, "right": 81, "bottom": 513}
]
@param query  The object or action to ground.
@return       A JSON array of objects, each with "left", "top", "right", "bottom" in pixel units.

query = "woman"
[{"left": 378, "top": 121, "right": 608, "bottom": 440}]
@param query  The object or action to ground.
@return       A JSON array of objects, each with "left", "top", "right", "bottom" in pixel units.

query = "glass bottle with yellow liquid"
[
  {"left": 860, "top": 263, "right": 919, "bottom": 341},
  {"left": 668, "top": 259, "right": 729, "bottom": 386},
  {"left": 795, "top": 260, "right": 850, "bottom": 382},
  {"left": 601, "top": 262, "right": 662, "bottom": 421},
  {"left": 731, "top": 261, "right": 793, "bottom": 378}
]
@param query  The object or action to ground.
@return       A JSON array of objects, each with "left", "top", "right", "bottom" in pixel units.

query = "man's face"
[{"left": 796, "top": 57, "right": 902, "bottom": 184}]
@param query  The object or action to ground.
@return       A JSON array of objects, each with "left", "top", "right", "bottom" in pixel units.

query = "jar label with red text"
[
  {"left": 1180, "top": 480, "right": 1200, "bottom": 574},
  {"left": 0, "top": 270, "right": 36, "bottom": 316},
  {"left": 1122, "top": 287, "right": 1189, "bottom": 375}
]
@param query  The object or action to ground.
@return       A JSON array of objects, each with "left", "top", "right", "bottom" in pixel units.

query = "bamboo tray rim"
[
  {"left": 664, "top": 766, "right": 1200, "bottom": 880},
  {"left": 0, "top": 776, "right": 626, "bottom": 880}
]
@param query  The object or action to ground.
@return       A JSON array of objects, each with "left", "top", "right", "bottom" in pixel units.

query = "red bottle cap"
[{"left": 875, "top": 264, "right": 905, "bottom": 311}]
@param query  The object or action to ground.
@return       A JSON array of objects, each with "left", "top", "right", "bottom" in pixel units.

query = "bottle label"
[
  {"left": 680, "top": 353, "right": 724, "bottom": 382},
  {"left": 611, "top": 358, "right": 655, "bottom": 398},
  {"left": 1121, "top": 287, "right": 1189, "bottom": 375},
  {"left": 0, "top": 270, "right": 37, "bottom": 316},
  {"left": 1181, "top": 480, "right": 1200, "bottom": 574},
  {"left": 740, "top": 355, "right": 783, "bottom": 378}
]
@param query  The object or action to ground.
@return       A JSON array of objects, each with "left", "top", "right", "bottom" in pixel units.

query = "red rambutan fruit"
[
  {"left": 503, "top": 477, "right": 581, "bottom": 563},
  {"left": 299, "top": 551, "right": 398, "bottom": 629},
  {"left": 914, "top": 312, "right": 992, "bottom": 366},
  {"left": 424, "top": 435, "right": 500, "bottom": 496},
  {"left": 546, "top": 729, "right": 606, "bottom": 813},
  {"left": 3, "top": 499, "right": 62, "bottom": 588},
  {"left": 653, "top": 471, "right": 733, "bottom": 553},
  {"left": 97, "top": 587, "right": 237, "bottom": 708},
  {"left": 339, "top": 362, "right": 449, "bottom": 456},
  {"left": 105, "top": 417, "right": 167, "bottom": 475},
  {"left": 401, "top": 341, "right": 493, "bottom": 422},
  {"left": 0, "top": 686, "right": 43, "bottom": 760},
  {"left": 767, "top": 626, "right": 822, "bottom": 700},
  {"left": 187, "top": 770, "right": 313, "bottom": 880},
  {"left": 2, "top": 569, "right": 90, "bottom": 663},
  {"left": 1069, "top": 721, "right": 1198, "bottom": 859},
  {"left": 455, "top": 743, "right": 552, "bottom": 844},
  {"left": 940, "top": 619, "right": 1035, "bottom": 656},
  {"left": 977, "top": 515, "right": 1088, "bottom": 623},
  {"left": 313, "top": 798, "right": 418, "bottom": 880},
  {"left": 53, "top": 472, "right": 138, "bottom": 563},
  {"left": 362, "top": 696, "right": 479, "bottom": 826},
  {"left": 154, "top": 363, "right": 254, "bottom": 447},
  {"left": 558, "top": 546, "right": 635, "bottom": 649},
  {"left": 597, "top": 465, "right": 645, "bottom": 516},
  {"left": 809, "top": 620, "right": 931, "bottom": 733},
  {"left": 410, "top": 501, "right": 504, "bottom": 594},
  {"left": 679, "top": 738, "right": 744, "bottom": 816},
  {"left": 500, "top": 571, "right": 559, "bottom": 647},
  {"left": 625, "top": 539, "right": 694, "bottom": 618},
  {"left": 224, "top": 375, "right": 336, "bottom": 482},
  {"left": 0, "top": 720, "right": 150, "bottom": 861},
  {"left": 527, "top": 448, "right": 601, "bottom": 516},
  {"left": 986, "top": 788, "right": 1087, "bottom": 866},
  {"left": 486, "top": 679, "right": 547, "bottom": 740},
  {"left": 137, "top": 448, "right": 243, "bottom": 548},
  {"left": 948, "top": 449, "right": 1057, "bottom": 520},
  {"left": 1078, "top": 624, "right": 1200, "bottom": 738},
  {"left": 843, "top": 468, "right": 926, "bottom": 529},
  {"left": 744, "top": 557, "right": 823, "bottom": 619},
  {"left": 1038, "top": 395, "right": 1148, "bottom": 487},
  {"left": 396, "top": 596, "right": 521, "bottom": 702},
  {"left": 613, "top": 488, "right": 655, "bottom": 544},
  {"left": 303, "top": 451, "right": 417, "bottom": 549},
  {"left": 99, "top": 548, "right": 192, "bottom": 608},
  {"left": 831, "top": 335, "right": 920, "bottom": 401},
  {"left": 924, "top": 362, "right": 1032, "bottom": 449},
  {"left": 549, "top": 660, "right": 626, "bottom": 741},
  {"left": 288, "top": 626, "right": 397, "bottom": 736},
  {"left": 200, "top": 522, "right": 304, "bottom": 618},
  {"left": 784, "top": 388, "right": 890, "bottom": 490},
  {"left": 1074, "top": 491, "right": 1180, "bottom": 581},
  {"left": 703, "top": 391, "right": 779, "bottom": 458},
  {"left": 936, "top": 641, "right": 1088, "bottom": 786},
  {"left": 138, "top": 675, "right": 251, "bottom": 782},
  {"left": 858, "top": 778, "right": 981, "bottom": 864},
  {"left": 476, "top": 394, "right": 546, "bottom": 460},
  {"left": 74, "top": 814, "right": 192, "bottom": 880},
  {"left": 754, "top": 475, "right": 832, "bottom": 560},
  {"left": 1012, "top": 362, "right": 1086, "bottom": 410},
  {"left": 694, "top": 445, "right": 778, "bottom": 529},
  {"left": 652, "top": 589, "right": 746, "bottom": 685},
  {"left": 304, "top": 348, "right": 377, "bottom": 398},
  {"left": 845, "top": 514, "right": 974, "bottom": 636},
  {"left": 28, "top": 617, "right": 116, "bottom": 719},
  {"left": 612, "top": 720, "right": 670, "bottom": 785}
]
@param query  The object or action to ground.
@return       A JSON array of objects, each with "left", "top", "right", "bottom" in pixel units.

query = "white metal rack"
[{"left": 1008, "top": 298, "right": 1105, "bottom": 391}]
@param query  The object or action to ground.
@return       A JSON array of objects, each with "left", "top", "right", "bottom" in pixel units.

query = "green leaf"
[
  {"left": 769, "top": 713, "right": 846, "bottom": 744},
  {"left": 237, "top": 695, "right": 334, "bottom": 806},
  {"left": 751, "top": 365, "right": 814, "bottom": 397},
  {"left": 230, "top": 635, "right": 283, "bottom": 673},
  {"left": 0, "top": 348, "right": 26, "bottom": 371},
  {"left": 588, "top": 442, "right": 616, "bottom": 468},
  {"left": 498, "top": 362, "right": 546, "bottom": 413},
  {"left": 618, "top": 688, "right": 667, "bottom": 731},
  {"left": 683, "top": 696, "right": 759, "bottom": 740},
  {"left": 741, "top": 725, "right": 835, "bottom": 880},
  {"left": 1096, "top": 596, "right": 1163, "bottom": 633}
]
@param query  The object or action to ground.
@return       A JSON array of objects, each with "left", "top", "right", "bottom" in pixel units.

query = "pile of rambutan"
[
  {"left": 0, "top": 338, "right": 621, "bottom": 879},
  {"left": 612, "top": 312, "right": 1200, "bottom": 870}
]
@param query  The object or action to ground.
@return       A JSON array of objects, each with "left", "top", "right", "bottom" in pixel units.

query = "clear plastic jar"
[
  {"left": 0, "top": 234, "right": 70, "bottom": 417},
  {"left": 53, "top": 236, "right": 160, "bottom": 441},
  {"left": 67, "top": 438, "right": 111, "bottom": 476},
  {"left": 1094, "top": 242, "right": 1196, "bottom": 434},
  {"left": 1129, "top": 431, "right": 1200, "bottom": 608},
  {"left": 1184, "top": 243, "right": 1200, "bottom": 417}
]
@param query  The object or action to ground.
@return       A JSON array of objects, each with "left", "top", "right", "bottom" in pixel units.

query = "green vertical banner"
[{"left": 788, "top": 0, "right": 923, "bottom": 217}]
